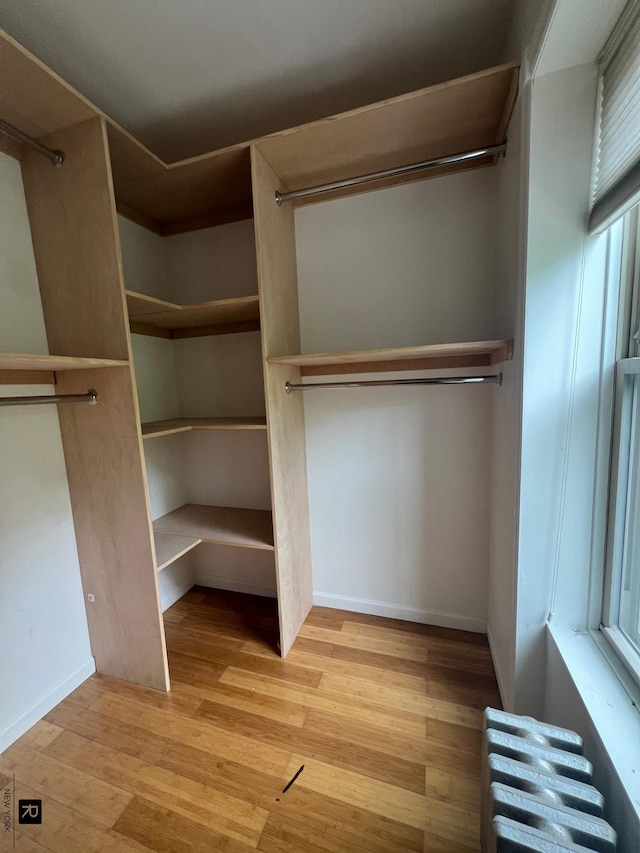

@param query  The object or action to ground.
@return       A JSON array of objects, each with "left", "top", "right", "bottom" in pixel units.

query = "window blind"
[{"left": 590, "top": 0, "right": 640, "bottom": 233}]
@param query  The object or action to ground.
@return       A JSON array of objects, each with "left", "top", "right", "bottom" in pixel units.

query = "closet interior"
[{"left": 0, "top": 28, "right": 518, "bottom": 692}]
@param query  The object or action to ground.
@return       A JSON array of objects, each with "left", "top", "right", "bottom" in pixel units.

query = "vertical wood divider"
[
  {"left": 251, "top": 146, "right": 313, "bottom": 656},
  {"left": 21, "top": 116, "right": 169, "bottom": 690}
]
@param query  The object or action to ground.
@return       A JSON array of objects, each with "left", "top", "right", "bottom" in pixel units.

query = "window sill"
[{"left": 547, "top": 622, "right": 640, "bottom": 834}]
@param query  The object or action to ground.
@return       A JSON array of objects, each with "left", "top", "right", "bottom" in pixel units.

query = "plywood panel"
[
  {"left": 109, "top": 130, "right": 253, "bottom": 230},
  {"left": 0, "top": 353, "right": 127, "bottom": 371},
  {"left": 154, "top": 532, "right": 200, "bottom": 571},
  {"left": 106, "top": 62, "right": 517, "bottom": 230},
  {"left": 268, "top": 340, "right": 513, "bottom": 372},
  {"left": 21, "top": 117, "right": 130, "bottom": 360},
  {"left": 154, "top": 504, "right": 274, "bottom": 551},
  {"left": 55, "top": 366, "right": 169, "bottom": 689},
  {"left": 126, "top": 290, "right": 260, "bottom": 329},
  {"left": 251, "top": 147, "right": 313, "bottom": 657},
  {"left": 255, "top": 63, "right": 519, "bottom": 196},
  {"left": 142, "top": 417, "right": 267, "bottom": 438},
  {"left": 0, "top": 29, "right": 98, "bottom": 142}
]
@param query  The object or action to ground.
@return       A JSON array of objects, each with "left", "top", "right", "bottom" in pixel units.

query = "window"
[{"left": 602, "top": 205, "right": 640, "bottom": 688}]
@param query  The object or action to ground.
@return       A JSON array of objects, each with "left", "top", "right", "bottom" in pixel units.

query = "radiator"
[{"left": 482, "top": 708, "right": 618, "bottom": 852}]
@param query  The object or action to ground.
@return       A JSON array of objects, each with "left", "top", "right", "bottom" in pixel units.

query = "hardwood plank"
[
  {"left": 283, "top": 755, "right": 427, "bottom": 831},
  {"left": 142, "top": 416, "right": 267, "bottom": 439},
  {"left": 258, "top": 810, "right": 421, "bottom": 853},
  {"left": 173, "top": 679, "right": 308, "bottom": 727},
  {"left": 339, "top": 618, "right": 489, "bottom": 648},
  {"left": 303, "top": 709, "right": 481, "bottom": 774},
  {"left": 86, "top": 692, "right": 292, "bottom": 777},
  {"left": 252, "top": 147, "right": 313, "bottom": 656},
  {"left": 197, "top": 700, "right": 425, "bottom": 794},
  {"left": 154, "top": 503, "right": 274, "bottom": 551},
  {"left": 44, "top": 701, "right": 172, "bottom": 764},
  {"left": 114, "top": 797, "right": 256, "bottom": 853},
  {"left": 44, "top": 730, "right": 269, "bottom": 846},
  {"left": 167, "top": 645, "right": 322, "bottom": 689},
  {"left": 219, "top": 667, "right": 427, "bottom": 740},
  {"left": 0, "top": 741, "right": 132, "bottom": 828},
  {"left": 12, "top": 799, "right": 153, "bottom": 853},
  {"left": 319, "top": 673, "right": 483, "bottom": 730},
  {"left": 13, "top": 720, "right": 64, "bottom": 752},
  {"left": 242, "top": 639, "right": 429, "bottom": 692}
]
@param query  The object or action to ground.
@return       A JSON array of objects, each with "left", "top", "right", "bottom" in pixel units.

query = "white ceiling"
[{"left": 0, "top": 0, "right": 517, "bottom": 162}]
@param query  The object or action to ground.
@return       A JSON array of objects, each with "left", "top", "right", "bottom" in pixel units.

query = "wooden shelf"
[
  {"left": 126, "top": 290, "right": 260, "bottom": 339},
  {"left": 142, "top": 417, "right": 267, "bottom": 439},
  {"left": 154, "top": 532, "right": 200, "bottom": 572},
  {"left": 108, "top": 62, "right": 518, "bottom": 234},
  {"left": 0, "top": 352, "right": 129, "bottom": 384},
  {"left": 267, "top": 340, "right": 513, "bottom": 376},
  {"left": 153, "top": 504, "right": 274, "bottom": 555},
  {"left": 0, "top": 353, "right": 129, "bottom": 371}
]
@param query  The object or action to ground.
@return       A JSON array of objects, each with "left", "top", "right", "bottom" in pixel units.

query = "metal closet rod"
[
  {"left": 285, "top": 375, "right": 502, "bottom": 393},
  {"left": 0, "top": 118, "right": 65, "bottom": 166},
  {"left": 275, "top": 143, "right": 506, "bottom": 205},
  {"left": 0, "top": 390, "right": 98, "bottom": 408}
]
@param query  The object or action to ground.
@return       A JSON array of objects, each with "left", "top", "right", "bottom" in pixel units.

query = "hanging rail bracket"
[{"left": 275, "top": 143, "right": 507, "bottom": 206}]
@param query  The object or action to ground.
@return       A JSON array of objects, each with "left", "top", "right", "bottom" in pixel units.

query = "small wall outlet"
[{"left": 87, "top": 594, "right": 95, "bottom": 602}]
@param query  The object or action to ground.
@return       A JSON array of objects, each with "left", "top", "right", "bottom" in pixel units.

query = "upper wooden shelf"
[
  {"left": 108, "top": 62, "right": 518, "bottom": 234},
  {"left": 0, "top": 352, "right": 129, "bottom": 385},
  {"left": 153, "top": 503, "right": 274, "bottom": 556},
  {"left": 268, "top": 340, "right": 513, "bottom": 376},
  {"left": 0, "top": 353, "right": 128, "bottom": 371},
  {"left": 1, "top": 30, "right": 517, "bottom": 233},
  {"left": 126, "top": 290, "right": 260, "bottom": 339},
  {"left": 142, "top": 416, "right": 267, "bottom": 439}
]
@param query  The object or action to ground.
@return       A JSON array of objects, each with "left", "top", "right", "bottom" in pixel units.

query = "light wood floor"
[{"left": 1, "top": 587, "right": 501, "bottom": 852}]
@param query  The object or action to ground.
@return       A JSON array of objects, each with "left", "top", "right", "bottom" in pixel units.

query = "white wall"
[
  {"left": 295, "top": 172, "right": 503, "bottom": 630},
  {"left": 119, "top": 216, "right": 273, "bottom": 602},
  {"left": 296, "top": 171, "right": 500, "bottom": 352},
  {"left": 0, "top": 153, "right": 94, "bottom": 751},
  {"left": 487, "top": 90, "right": 526, "bottom": 709},
  {"left": 515, "top": 63, "right": 602, "bottom": 717}
]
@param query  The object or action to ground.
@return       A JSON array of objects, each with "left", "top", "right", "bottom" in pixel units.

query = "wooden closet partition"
[
  {"left": 21, "top": 116, "right": 169, "bottom": 690},
  {"left": 251, "top": 147, "right": 313, "bottom": 656}
]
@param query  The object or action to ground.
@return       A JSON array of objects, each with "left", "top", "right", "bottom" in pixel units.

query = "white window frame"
[{"left": 601, "top": 206, "right": 640, "bottom": 691}]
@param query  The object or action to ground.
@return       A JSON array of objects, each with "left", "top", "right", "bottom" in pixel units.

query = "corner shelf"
[
  {"left": 267, "top": 339, "right": 513, "bottom": 376},
  {"left": 126, "top": 290, "right": 260, "bottom": 339},
  {"left": 153, "top": 503, "right": 274, "bottom": 572},
  {"left": 142, "top": 416, "right": 267, "bottom": 439}
]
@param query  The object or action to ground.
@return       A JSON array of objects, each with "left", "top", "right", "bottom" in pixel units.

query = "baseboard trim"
[
  {"left": 161, "top": 576, "right": 195, "bottom": 612},
  {"left": 194, "top": 575, "right": 277, "bottom": 599},
  {"left": 487, "top": 621, "right": 510, "bottom": 710},
  {"left": 312, "top": 591, "right": 487, "bottom": 633},
  {"left": 0, "top": 656, "right": 96, "bottom": 754}
]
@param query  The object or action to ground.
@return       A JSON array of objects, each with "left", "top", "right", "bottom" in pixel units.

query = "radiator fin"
[{"left": 482, "top": 707, "right": 617, "bottom": 853}]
